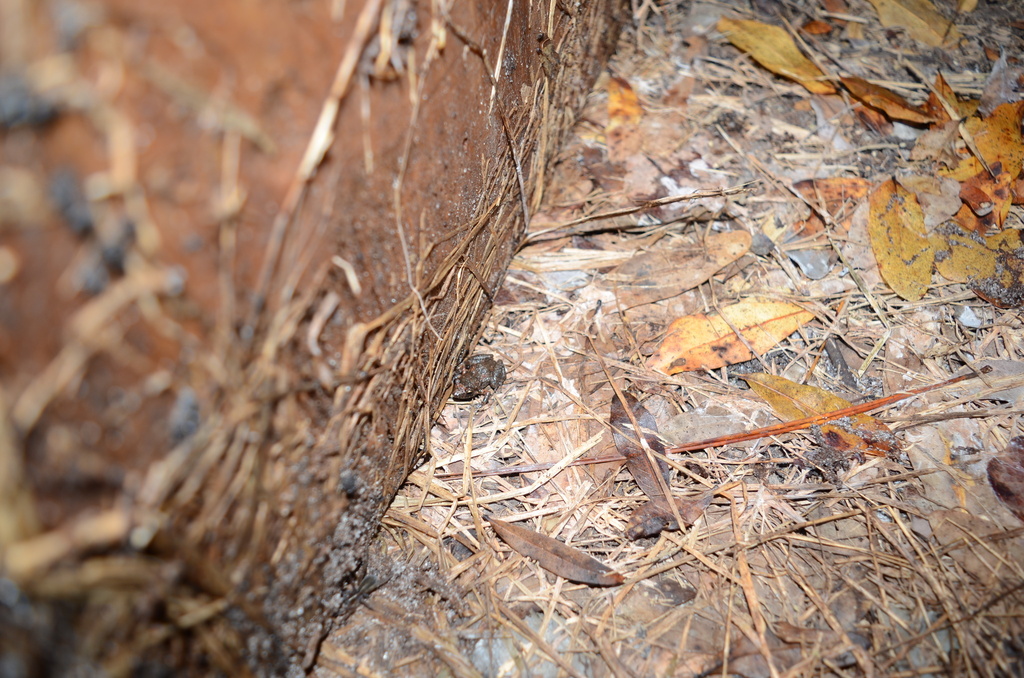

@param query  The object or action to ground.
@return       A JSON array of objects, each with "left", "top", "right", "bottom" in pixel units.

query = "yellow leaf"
[
  {"left": 868, "top": 179, "right": 934, "bottom": 301},
  {"left": 648, "top": 300, "right": 813, "bottom": 374},
  {"left": 742, "top": 373, "right": 851, "bottom": 420},
  {"left": 866, "top": 0, "right": 961, "bottom": 47},
  {"left": 930, "top": 224, "right": 995, "bottom": 283},
  {"left": 717, "top": 17, "right": 835, "bottom": 95},
  {"left": 741, "top": 373, "right": 899, "bottom": 458},
  {"left": 930, "top": 226, "right": 1024, "bottom": 308},
  {"left": 940, "top": 101, "right": 1024, "bottom": 182}
]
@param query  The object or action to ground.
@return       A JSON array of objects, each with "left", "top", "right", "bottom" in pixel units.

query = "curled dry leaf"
[
  {"left": 649, "top": 300, "right": 814, "bottom": 375},
  {"left": 988, "top": 437, "right": 1024, "bottom": 523},
  {"left": 487, "top": 516, "right": 624, "bottom": 587},
  {"left": 605, "top": 230, "right": 750, "bottom": 308},
  {"left": 959, "top": 169, "right": 1012, "bottom": 228},
  {"left": 840, "top": 76, "right": 936, "bottom": 124},
  {"left": 741, "top": 373, "right": 899, "bottom": 458},
  {"left": 717, "top": 17, "right": 835, "bottom": 95},
  {"left": 868, "top": 179, "right": 934, "bottom": 301},
  {"left": 920, "top": 72, "right": 979, "bottom": 123},
  {"left": 610, "top": 391, "right": 712, "bottom": 539},
  {"left": 865, "top": 0, "right": 961, "bottom": 47}
]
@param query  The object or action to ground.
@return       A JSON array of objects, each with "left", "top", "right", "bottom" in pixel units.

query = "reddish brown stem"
[{"left": 435, "top": 371, "right": 978, "bottom": 480}]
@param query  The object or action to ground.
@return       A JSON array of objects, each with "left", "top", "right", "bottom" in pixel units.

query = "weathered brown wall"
[{"left": 0, "top": 0, "right": 624, "bottom": 672}]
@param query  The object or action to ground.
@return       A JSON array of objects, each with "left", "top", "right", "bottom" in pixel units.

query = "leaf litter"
[{"left": 379, "top": 1, "right": 1024, "bottom": 675}]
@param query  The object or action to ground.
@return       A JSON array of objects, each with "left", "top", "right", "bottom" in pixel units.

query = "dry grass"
[{"left": 374, "top": 2, "right": 1024, "bottom": 676}]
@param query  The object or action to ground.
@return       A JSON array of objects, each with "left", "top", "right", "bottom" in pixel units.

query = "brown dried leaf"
[
  {"left": 741, "top": 373, "right": 899, "bottom": 458},
  {"left": 840, "top": 76, "right": 936, "bottom": 124},
  {"left": 717, "top": 17, "right": 835, "bottom": 94},
  {"left": 610, "top": 391, "right": 670, "bottom": 502},
  {"left": 988, "top": 437, "right": 1024, "bottom": 523},
  {"left": 648, "top": 300, "right": 814, "bottom": 375},
  {"left": 792, "top": 177, "right": 872, "bottom": 237},
  {"left": 897, "top": 174, "right": 962, "bottom": 230},
  {"left": 801, "top": 20, "right": 833, "bottom": 35},
  {"left": 959, "top": 169, "right": 1013, "bottom": 228},
  {"left": 867, "top": 179, "right": 934, "bottom": 301},
  {"left": 610, "top": 392, "right": 711, "bottom": 539},
  {"left": 865, "top": 0, "right": 961, "bottom": 47},
  {"left": 487, "top": 516, "right": 624, "bottom": 587},
  {"left": 606, "top": 230, "right": 750, "bottom": 308},
  {"left": 941, "top": 101, "right": 1024, "bottom": 182},
  {"left": 920, "top": 72, "right": 979, "bottom": 122}
]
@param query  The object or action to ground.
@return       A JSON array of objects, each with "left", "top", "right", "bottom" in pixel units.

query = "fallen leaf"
[
  {"left": 717, "top": 17, "right": 835, "bottom": 94},
  {"left": 959, "top": 169, "right": 1012, "bottom": 228},
  {"left": 865, "top": 0, "right": 961, "bottom": 47},
  {"left": 951, "top": 200, "right": 997, "bottom": 235},
  {"left": 867, "top": 179, "right": 934, "bottom": 301},
  {"left": 606, "top": 77, "right": 643, "bottom": 163},
  {"left": 741, "top": 373, "right": 899, "bottom": 458},
  {"left": 606, "top": 230, "right": 750, "bottom": 308},
  {"left": 801, "top": 20, "right": 833, "bottom": 35},
  {"left": 610, "top": 392, "right": 711, "bottom": 539},
  {"left": 930, "top": 222, "right": 996, "bottom": 283},
  {"left": 940, "top": 101, "right": 1024, "bottom": 182},
  {"left": 921, "top": 72, "right": 978, "bottom": 122},
  {"left": 792, "top": 177, "right": 872, "bottom": 236},
  {"left": 487, "top": 516, "right": 624, "bottom": 586},
  {"left": 648, "top": 300, "right": 814, "bottom": 374},
  {"left": 969, "top": 229, "right": 1024, "bottom": 308},
  {"left": 897, "top": 174, "right": 962, "bottom": 230},
  {"left": 932, "top": 225, "right": 1024, "bottom": 307},
  {"left": 911, "top": 120, "right": 961, "bottom": 166},
  {"left": 988, "top": 437, "right": 1024, "bottom": 523},
  {"left": 840, "top": 76, "right": 936, "bottom": 124}
]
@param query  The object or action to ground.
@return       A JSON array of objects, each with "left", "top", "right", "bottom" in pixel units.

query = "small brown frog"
[{"left": 452, "top": 354, "right": 506, "bottom": 401}]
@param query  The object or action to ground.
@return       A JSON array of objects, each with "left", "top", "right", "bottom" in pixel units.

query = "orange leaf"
[
  {"left": 841, "top": 76, "right": 936, "bottom": 124},
  {"left": 921, "top": 72, "right": 978, "bottom": 122},
  {"left": 648, "top": 300, "right": 814, "bottom": 374},
  {"left": 867, "top": 179, "right": 934, "bottom": 301},
  {"left": 487, "top": 517, "right": 624, "bottom": 587},
  {"left": 792, "top": 177, "right": 872, "bottom": 235},
  {"left": 940, "top": 101, "right": 1024, "bottom": 182},
  {"left": 741, "top": 373, "right": 898, "bottom": 458},
  {"left": 970, "top": 229, "right": 1024, "bottom": 308},
  {"left": 801, "top": 20, "right": 833, "bottom": 35},
  {"left": 865, "top": 0, "right": 960, "bottom": 47},
  {"left": 717, "top": 17, "right": 835, "bottom": 94},
  {"left": 606, "top": 77, "right": 643, "bottom": 162},
  {"left": 959, "top": 170, "right": 1012, "bottom": 228}
]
